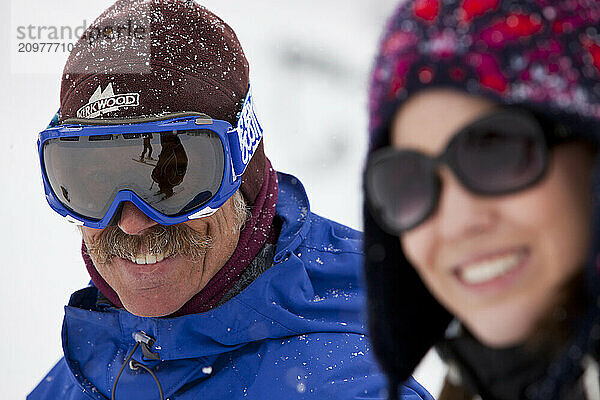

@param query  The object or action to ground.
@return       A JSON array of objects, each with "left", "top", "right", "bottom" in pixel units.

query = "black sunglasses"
[{"left": 365, "top": 108, "right": 576, "bottom": 235}]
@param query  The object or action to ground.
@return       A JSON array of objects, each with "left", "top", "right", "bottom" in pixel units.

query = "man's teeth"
[
  {"left": 459, "top": 252, "right": 524, "bottom": 285},
  {"left": 129, "top": 252, "right": 167, "bottom": 265}
]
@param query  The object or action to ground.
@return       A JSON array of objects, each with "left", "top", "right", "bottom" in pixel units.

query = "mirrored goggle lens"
[
  {"left": 367, "top": 151, "right": 436, "bottom": 233},
  {"left": 43, "top": 129, "right": 225, "bottom": 221},
  {"left": 452, "top": 112, "right": 547, "bottom": 194}
]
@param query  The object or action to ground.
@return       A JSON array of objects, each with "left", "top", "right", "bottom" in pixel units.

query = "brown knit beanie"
[{"left": 60, "top": 0, "right": 266, "bottom": 204}]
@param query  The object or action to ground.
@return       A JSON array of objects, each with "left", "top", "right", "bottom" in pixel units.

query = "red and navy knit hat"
[
  {"left": 364, "top": 0, "right": 600, "bottom": 397},
  {"left": 368, "top": 0, "right": 600, "bottom": 151}
]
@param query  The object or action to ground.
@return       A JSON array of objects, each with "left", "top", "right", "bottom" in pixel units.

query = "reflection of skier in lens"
[
  {"left": 139, "top": 133, "right": 154, "bottom": 161},
  {"left": 151, "top": 133, "right": 188, "bottom": 199}
]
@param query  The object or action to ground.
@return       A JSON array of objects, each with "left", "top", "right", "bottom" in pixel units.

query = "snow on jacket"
[{"left": 28, "top": 172, "right": 433, "bottom": 400}]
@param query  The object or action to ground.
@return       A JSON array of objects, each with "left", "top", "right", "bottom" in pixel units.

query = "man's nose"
[
  {"left": 117, "top": 201, "right": 158, "bottom": 235},
  {"left": 435, "top": 168, "right": 497, "bottom": 239}
]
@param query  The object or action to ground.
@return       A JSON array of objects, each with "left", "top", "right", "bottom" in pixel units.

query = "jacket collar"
[{"left": 271, "top": 172, "right": 312, "bottom": 263}]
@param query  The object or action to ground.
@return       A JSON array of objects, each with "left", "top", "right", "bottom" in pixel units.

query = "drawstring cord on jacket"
[{"left": 111, "top": 332, "right": 164, "bottom": 400}]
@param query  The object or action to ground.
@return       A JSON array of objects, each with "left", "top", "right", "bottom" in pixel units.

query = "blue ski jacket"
[{"left": 29, "top": 173, "right": 432, "bottom": 400}]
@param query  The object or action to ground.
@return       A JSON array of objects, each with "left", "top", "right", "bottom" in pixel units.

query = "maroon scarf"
[{"left": 82, "top": 159, "right": 279, "bottom": 316}]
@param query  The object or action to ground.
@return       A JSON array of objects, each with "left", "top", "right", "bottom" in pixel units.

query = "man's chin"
[
  {"left": 114, "top": 276, "right": 195, "bottom": 317},
  {"left": 98, "top": 255, "right": 204, "bottom": 317},
  {"left": 121, "top": 296, "right": 187, "bottom": 318}
]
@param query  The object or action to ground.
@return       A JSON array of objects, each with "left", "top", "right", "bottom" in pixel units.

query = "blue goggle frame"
[{"left": 38, "top": 86, "right": 263, "bottom": 229}]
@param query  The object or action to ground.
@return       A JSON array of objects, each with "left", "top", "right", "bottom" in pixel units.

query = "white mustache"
[{"left": 85, "top": 224, "right": 213, "bottom": 264}]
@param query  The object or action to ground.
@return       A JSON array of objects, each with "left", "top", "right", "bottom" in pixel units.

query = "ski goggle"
[
  {"left": 366, "top": 108, "right": 575, "bottom": 234},
  {"left": 38, "top": 86, "right": 263, "bottom": 229}
]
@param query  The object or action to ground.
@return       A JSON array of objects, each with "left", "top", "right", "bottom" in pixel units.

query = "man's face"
[{"left": 80, "top": 191, "right": 247, "bottom": 317}]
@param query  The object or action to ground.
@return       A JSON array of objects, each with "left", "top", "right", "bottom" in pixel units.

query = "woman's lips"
[{"left": 452, "top": 247, "right": 530, "bottom": 291}]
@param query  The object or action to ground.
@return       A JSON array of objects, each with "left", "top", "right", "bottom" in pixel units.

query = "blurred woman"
[{"left": 363, "top": 1, "right": 600, "bottom": 399}]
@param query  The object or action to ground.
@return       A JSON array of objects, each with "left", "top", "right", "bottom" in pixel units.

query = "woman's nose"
[
  {"left": 434, "top": 168, "right": 497, "bottom": 239},
  {"left": 117, "top": 201, "right": 158, "bottom": 235}
]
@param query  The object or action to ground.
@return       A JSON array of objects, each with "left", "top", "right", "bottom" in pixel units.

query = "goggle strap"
[
  {"left": 228, "top": 85, "right": 264, "bottom": 177},
  {"left": 62, "top": 111, "right": 209, "bottom": 126},
  {"left": 48, "top": 110, "right": 61, "bottom": 129}
]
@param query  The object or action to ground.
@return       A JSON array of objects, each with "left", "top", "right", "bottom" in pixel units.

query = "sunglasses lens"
[
  {"left": 453, "top": 112, "right": 546, "bottom": 194},
  {"left": 367, "top": 151, "right": 436, "bottom": 233}
]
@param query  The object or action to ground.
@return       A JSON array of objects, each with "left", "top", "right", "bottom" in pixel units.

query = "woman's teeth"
[
  {"left": 128, "top": 252, "right": 168, "bottom": 265},
  {"left": 458, "top": 251, "right": 525, "bottom": 285}
]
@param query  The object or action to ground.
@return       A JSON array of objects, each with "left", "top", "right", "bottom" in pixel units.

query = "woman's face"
[{"left": 393, "top": 89, "right": 595, "bottom": 347}]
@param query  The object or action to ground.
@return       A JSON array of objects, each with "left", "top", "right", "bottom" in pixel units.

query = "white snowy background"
[{"left": 2, "top": 1, "right": 444, "bottom": 398}]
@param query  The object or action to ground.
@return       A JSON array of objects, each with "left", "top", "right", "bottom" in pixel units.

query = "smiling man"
[
  {"left": 28, "top": 1, "right": 432, "bottom": 399},
  {"left": 81, "top": 192, "right": 247, "bottom": 317}
]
